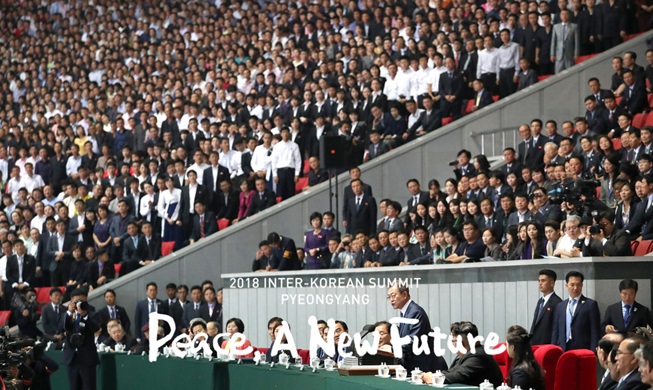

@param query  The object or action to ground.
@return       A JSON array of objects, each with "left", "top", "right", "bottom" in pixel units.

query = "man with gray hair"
[
  {"left": 597, "top": 333, "right": 624, "bottom": 390},
  {"left": 613, "top": 336, "right": 648, "bottom": 389},
  {"left": 554, "top": 215, "right": 582, "bottom": 257}
]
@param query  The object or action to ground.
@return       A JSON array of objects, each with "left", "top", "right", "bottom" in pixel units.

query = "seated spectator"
[
  {"left": 86, "top": 248, "right": 115, "bottom": 290},
  {"left": 269, "top": 321, "right": 296, "bottom": 364},
  {"left": 103, "top": 323, "right": 136, "bottom": 352},
  {"left": 330, "top": 235, "right": 358, "bottom": 269},
  {"left": 13, "top": 288, "right": 42, "bottom": 339},
  {"left": 481, "top": 228, "right": 502, "bottom": 260},
  {"left": 267, "top": 232, "right": 301, "bottom": 271},
  {"left": 637, "top": 340, "right": 653, "bottom": 387},
  {"left": 445, "top": 220, "right": 486, "bottom": 263},
  {"left": 421, "top": 321, "right": 503, "bottom": 386},
  {"left": 132, "top": 324, "right": 165, "bottom": 355},
  {"left": 246, "top": 177, "right": 276, "bottom": 217},
  {"left": 189, "top": 200, "right": 218, "bottom": 244},
  {"left": 220, "top": 318, "right": 254, "bottom": 358},
  {"left": 374, "top": 321, "right": 393, "bottom": 354},
  {"left": 522, "top": 221, "right": 547, "bottom": 260},
  {"left": 252, "top": 240, "right": 273, "bottom": 272},
  {"left": 544, "top": 220, "right": 561, "bottom": 256},
  {"left": 588, "top": 210, "right": 633, "bottom": 256},
  {"left": 614, "top": 336, "right": 649, "bottom": 389},
  {"left": 554, "top": 215, "right": 582, "bottom": 257},
  {"left": 505, "top": 325, "right": 545, "bottom": 390}
]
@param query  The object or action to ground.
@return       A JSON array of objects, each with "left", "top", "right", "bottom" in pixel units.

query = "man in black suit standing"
[
  {"left": 517, "top": 124, "right": 544, "bottom": 166},
  {"left": 161, "top": 283, "right": 184, "bottom": 336},
  {"left": 601, "top": 279, "right": 651, "bottom": 335},
  {"left": 199, "top": 287, "right": 221, "bottom": 329},
  {"left": 439, "top": 57, "right": 464, "bottom": 119},
  {"left": 387, "top": 283, "right": 447, "bottom": 373},
  {"left": 134, "top": 282, "right": 166, "bottom": 340},
  {"left": 530, "top": 269, "right": 563, "bottom": 345},
  {"left": 94, "top": 289, "right": 131, "bottom": 340},
  {"left": 247, "top": 177, "right": 276, "bottom": 217},
  {"left": 203, "top": 151, "right": 230, "bottom": 212},
  {"left": 47, "top": 220, "right": 75, "bottom": 287},
  {"left": 6, "top": 239, "right": 36, "bottom": 294},
  {"left": 189, "top": 200, "right": 218, "bottom": 244},
  {"left": 61, "top": 300, "right": 99, "bottom": 390},
  {"left": 121, "top": 222, "right": 143, "bottom": 275},
  {"left": 551, "top": 271, "right": 601, "bottom": 351},
  {"left": 585, "top": 95, "right": 610, "bottom": 136},
  {"left": 342, "top": 167, "right": 373, "bottom": 222},
  {"left": 183, "top": 285, "right": 205, "bottom": 329},
  {"left": 177, "top": 169, "right": 207, "bottom": 240},
  {"left": 500, "top": 147, "right": 523, "bottom": 176},
  {"left": 41, "top": 287, "right": 65, "bottom": 346},
  {"left": 343, "top": 179, "right": 377, "bottom": 236}
]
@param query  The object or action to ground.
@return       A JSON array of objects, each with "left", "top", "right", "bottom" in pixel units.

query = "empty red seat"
[
  {"left": 297, "top": 349, "right": 310, "bottom": 363},
  {"left": 491, "top": 342, "right": 511, "bottom": 379},
  {"left": 633, "top": 113, "right": 648, "bottom": 128},
  {"left": 492, "top": 95, "right": 499, "bottom": 102},
  {"left": 538, "top": 75, "right": 553, "bottom": 82},
  {"left": 644, "top": 112, "right": 653, "bottom": 127},
  {"left": 612, "top": 138, "right": 622, "bottom": 150},
  {"left": 256, "top": 347, "right": 269, "bottom": 355},
  {"left": 161, "top": 241, "right": 175, "bottom": 257},
  {"left": 554, "top": 350, "right": 596, "bottom": 390},
  {"left": 635, "top": 240, "right": 653, "bottom": 256},
  {"left": 295, "top": 177, "right": 309, "bottom": 193},
  {"left": 648, "top": 93, "right": 653, "bottom": 108},
  {"left": 463, "top": 100, "right": 475, "bottom": 115},
  {"left": 442, "top": 116, "right": 453, "bottom": 126},
  {"left": 37, "top": 287, "right": 51, "bottom": 304},
  {"left": 625, "top": 32, "right": 643, "bottom": 41},
  {"left": 218, "top": 218, "right": 230, "bottom": 231},
  {"left": 276, "top": 197, "right": 282, "bottom": 204},
  {"left": 575, "top": 54, "right": 597, "bottom": 64},
  {"left": 0, "top": 311, "right": 10, "bottom": 326},
  {"left": 114, "top": 263, "right": 122, "bottom": 277},
  {"left": 631, "top": 240, "right": 640, "bottom": 255},
  {"left": 533, "top": 344, "right": 563, "bottom": 390}
]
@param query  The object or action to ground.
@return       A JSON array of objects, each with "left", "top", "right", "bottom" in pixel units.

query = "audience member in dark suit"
[
  {"left": 246, "top": 177, "right": 276, "bottom": 217},
  {"left": 267, "top": 232, "right": 301, "bottom": 271},
  {"left": 177, "top": 170, "right": 208, "bottom": 236},
  {"left": 139, "top": 222, "right": 162, "bottom": 263},
  {"left": 469, "top": 79, "right": 495, "bottom": 113},
  {"left": 613, "top": 337, "right": 650, "bottom": 390},
  {"left": 367, "top": 130, "right": 390, "bottom": 160},
  {"left": 183, "top": 286, "right": 205, "bottom": 328},
  {"left": 551, "top": 271, "right": 601, "bottom": 351},
  {"left": 134, "top": 282, "right": 166, "bottom": 340},
  {"left": 121, "top": 222, "right": 144, "bottom": 275},
  {"left": 41, "top": 287, "right": 66, "bottom": 345},
  {"left": 387, "top": 284, "right": 447, "bottom": 373},
  {"left": 102, "top": 322, "right": 136, "bottom": 351},
  {"left": 6, "top": 239, "right": 36, "bottom": 292},
  {"left": 453, "top": 149, "right": 477, "bottom": 179},
  {"left": 160, "top": 283, "right": 184, "bottom": 336},
  {"left": 530, "top": 269, "right": 563, "bottom": 345},
  {"left": 406, "top": 95, "right": 442, "bottom": 139},
  {"left": 204, "top": 151, "right": 231, "bottom": 211},
  {"left": 619, "top": 70, "right": 648, "bottom": 115},
  {"left": 198, "top": 287, "right": 221, "bottom": 326},
  {"left": 505, "top": 325, "right": 547, "bottom": 390},
  {"left": 86, "top": 249, "right": 115, "bottom": 289},
  {"left": 601, "top": 279, "right": 651, "bottom": 335},
  {"left": 94, "top": 289, "right": 131, "bottom": 340},
  {"left": 585, "top": 95, "right": 610, "bottom": 135},
  {"left": 588, "top": 210, "right": 633, "bottom": 256},
  {"left": 439, "top": 58, "right": 464, "bottom": 119},
  {"left": 343, "top": 179, "right": 377, "bottom": 236},
  {"left": 422, "top": 321, "right": 503, "bottom": 387},
  {"left": 189, "top": 201, "right": 218, "bottom": 244},
  {"left": 518, "top": 59, "right": 539, "bottom": 90},
  {"left": 215, "top": 178, "right": 240, "bottom": 222},
  {"left": 61, "top": 300, "right": 100, "bottom": 390},
  {"left": 47, "top": 220, "right": 76, "bottom": 286}
]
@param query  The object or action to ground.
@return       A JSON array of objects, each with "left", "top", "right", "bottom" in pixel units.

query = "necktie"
[
  {"left": 99, "top": 261, "right": 103, "bottom": 275},
  {"left": 55, "top": 305, "right": 59, "bottom": 315},
  {"left": 566, "top": 298, "right": 577, "bottom": 342},
  {"left": 149, "top": 300, "right": 155, "bottom": 313},
  {"left": 225, "top": 193, "right": 228, "bottom": 206},
  {"left": 111, "top": 307, "right": 116, "bottom": 319},
  {"left": 200, "top": 216, "right": 205, "bottom": 238},
  {"left": 356, "top": 197, "right": 361, "bottom": 209},
  {"left": 609, "top": 111, "right": 613, "bottom": 121},
  {"left": 133, "top": 236, "right": 138, "bottom": 248},
  {"left": 475, "top": 92, "right": 481, "bottom": 106},
  {"left": 75, "top": 315, "right": 81, "bottom": 332},
  {"left": 487, "top": 218, "right": 492, "bottom": 227},
  {"left": 563, "top": 24, "right": 567, "bottom": 40},
  {"left": 455, "top": 52, "right": 460, "bottom": 68},
  {"left": 624, "top": 304, "right": 631, "bottom": 325},
  {"left": 195, "top": 303, "right": 199, "bottom": 311},
  {"left": 209, "top": 304, "right": 214, "bottom": 317},
  {"left": 413, "top": 195, "right": 418, "bottom": 206},
  {"left": 420, "top": 246, "right": 426, "bottom": 256},
  {"left": 535, "top": 297, "right": 545, "bottom": 322}
]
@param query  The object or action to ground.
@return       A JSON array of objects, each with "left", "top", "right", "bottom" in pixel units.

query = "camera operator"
[
  {"left": 61, "top": 300, "right": 99, "bottom": 390},
  {"left": 529, "top": 187, "right": 564, "bottom": 224},
  {"left": 27, "top": 342, "right": 59, "bottom": 390},
  {"left": 587, "top": 210, "right": 633, "bottom": 256},
  {"left": 330, "top": 234, "right": 358, "bottom": 268},
  {"left": 12, "top": 288, "right": 42, "bottom": 340}
]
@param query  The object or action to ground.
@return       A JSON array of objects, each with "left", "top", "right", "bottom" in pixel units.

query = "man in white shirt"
[
  {"left": 271, "top": 127, "right": 302, "bottom": 201},
  {"left": 251, "top": 131, "right": 274, "bottom": 188},
  {"left": 427, "top": 53, "right": 447, "bottom": 106},
  {"left": 476, "top": 35, "right": 500, "bottom": 95},
  {"left": 19, "top": 162, "right": 45, "bottom": 194},
  {"left": 187, "top": 150, "right": 210, "bottom": 185},
  {"left": 65, "top": 144, "right": 83, "bottom": 179},
  {"left": 496, "top": 29, "right": 520, "bottom": 98}
]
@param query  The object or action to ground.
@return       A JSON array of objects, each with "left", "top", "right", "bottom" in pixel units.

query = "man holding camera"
[
  {"left": 588, "top": 210, "right": 633, "bottom": 256},
  {"left": 61, "top": 300, "right": 99, "bottom": 390}
]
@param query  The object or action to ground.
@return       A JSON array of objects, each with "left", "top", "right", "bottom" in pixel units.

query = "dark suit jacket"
[
  {"left": 178, "top": 184, "right": 208, "bottom": 226},
  {"left": 601, "top": 301, "right": 651, "bottom": 333},
  {"left": 61, "top": 312, "right": 100, "bottom": 366},
  {"left": 444, "top": 346, "right": 504, "bottom": 387},
  {"left": 399, "top": 301, "right": 448, "bottom": 373},
  {"left": 134, "top": 298, "right": 166, "bottom": 340},
  {"left": 198, "top": 301, "right": 221, "bottom": 323},
  {"left": 624, "top": 199, "right": 649, "bottom": 236},
  {"left": 190, "top": 212, "right": 218, "bottom": 241},
  {"left": 586, "top": 106, "right": 611, "bottom": 135},
  {"left": 518, "top": 138, "right": 545, "bottom": 166},
  {"left": 368, "top": 141, "right": 390, "bottom": 160},
  {"left": 615, "top": 200, "right": 639, "bottom": 230},
  {"left": 530, "top": 292, "right": 563, "bottom": 345},
  {"left": 614, "top": 370, "right": 649, "bottom": 390},
  {"left": 473, "top": 89, "right": 494, "bottom": 110},
  {"left": 551, "top": 295, "right": 601, "bottom": 351},
  {"left": 589, "top": 229, "right": 633, "bottom": 256},
  {"left": 86, "top": 259, "right": 115, "bottom": 288},
  {"left": 46, "top": 234, "right": 75, "bottom": 272},
  {"left": 183, "top": 301, "right": 205, "bottom": 328},
  {"left": 6, "top": 254, "right": 36, "bottom": 287},
  {"left": 122, "top": 234, "right": 143, "bottom": 264},
  {"left": 619, "top": 82, "right": 648, "bottom": 115},
  {"left": 94, "top": 305, "right": 131, "bottom": 338},
  {"left": 343, "top": 194, "right": 377, "bottom": 236},
  {"left": 247, "top": 189, "right": 276, "bottom": 216},
  {"left": 407, "top": 109, "right": 442, "bottom": 136},
  {"left": 439, "top": 70, "right": 464, "bottom": 100},
  {"left": 41, "top": 303, "right": 66, "bottom": 336},
  {"left": 161, "top": 299, "right": 185, "bottom": 334},
  {"left": 68, "top": 215, "right": 93, "bottom": 247},
  {"left": 139, "top": 235, "right": 162, "bottom": 261},
  {"left": 215, "top": 189, "right": 240, "bottom": 221}
]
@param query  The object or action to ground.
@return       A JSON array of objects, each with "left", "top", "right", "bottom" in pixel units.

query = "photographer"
[
  {"left": 12, "top": 288, "right": 41, "bottom": 340},
  {"left": 27, "top": 342, "right": 59, "bottom": 390},
  {"left": 330, "top": 234, "right": 358, "bottom": 269},
  {"left": 529, "top": 187, "right": 563, "bottom": 224},
  {"left": 588, "top": 210, "right": 634, "bottom": 256},
  {"left": 61, "top": 300, "right": 99, "bottom": 390}
]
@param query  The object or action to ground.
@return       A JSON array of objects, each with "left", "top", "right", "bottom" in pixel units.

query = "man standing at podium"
[{"left": 387, "top": 283, "right": 447, "bottom": 373}]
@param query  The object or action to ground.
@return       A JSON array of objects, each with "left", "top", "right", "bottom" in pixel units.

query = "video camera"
[
  {"left": 0, "top": 326, "right": 36, "bottom": 379},
  {"left": 548, "top": 174, "right": 600, "bottom": 214}
]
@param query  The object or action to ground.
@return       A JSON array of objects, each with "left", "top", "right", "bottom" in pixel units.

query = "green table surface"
[{"left": 227, "top": 364, "right": 479, "bottom": 390}]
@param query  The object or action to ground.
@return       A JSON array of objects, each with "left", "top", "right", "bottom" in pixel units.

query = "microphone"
[{"left": 359, "top": 324, "right": 376, "bottom": 339}]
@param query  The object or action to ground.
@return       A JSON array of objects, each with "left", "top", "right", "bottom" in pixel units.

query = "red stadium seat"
[
  {"left": 37, "top": 287, "right": 51, "bottom": 304},
  {"left": 648, "top": 93, "right": 653, "bottom": 108},
  {"left": 295, "top": 177, "right": 309, "bottom": 193},
  {"left": 595, "top": 186, "right": 601, "bottom": 199},
  {"left": 442, "top": 116, "right": 453, "bottom": 126},
  {"left": 533, "top": 344, "right": 563, "bottom": 390},
  {"left": 463, "top": 100, "right": 475, "bottom": 115},
  {"left": 114, "top": 263, "right": 122, "bottom": 277},
  {"left": 303, "top": 159, "right": 310, "bottom": 174},
  {"left": 0, "top": 311, "right": 10, "bottom": 326},
  {"left": 538, "top": 75, "right": 553, "bottom": 82},
  {"left": 257, "top": 347, "right": 269, "bottom": 355},
  {"left": 161, "top": 242, "right": 175, "bottom": 257},
  {"left": 645, "top": 111, "right": 653, "bottom": 127},
  {"left": 218, "top": 218, "right": 230, "bottom": 231},
  {"left": 491, "top": 342, "right": 511, "bottom": 379},
  {"left": 276, "top": 197, "right": 282, "bottom": 204},
  {"left": 575, "top": 54, "right": 597, "bottom": 64},
  {"left": 625, "top": 32, "right": 643, "bottom": 41},
  {"left": 633, "top": 113, "right": 648, "bottom": 128},
  {"left": 492, "top": 95, "right": 499, "bottom": 102},
  {"left": 631, "top": 240, "right": 640, "bottom": 255},
  {"left": 553, "top": 350, "right": 596, "bottom": 390},
  {"left": 297, "top": 349, "right": 310, "bottom": 363},
  {"left": 612, "top": 138, "right": 622, "bottom": 150},
  {"left": 635, "top": 240, "right": 653, "bottom": 256},
  {"left": 615, "top": 95, "right": 623, "bottom": 106}
]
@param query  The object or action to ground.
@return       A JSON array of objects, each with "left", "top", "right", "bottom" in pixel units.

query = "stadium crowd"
[{"left": 0, "top": 0, "right": 651, "bottom": 302}]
